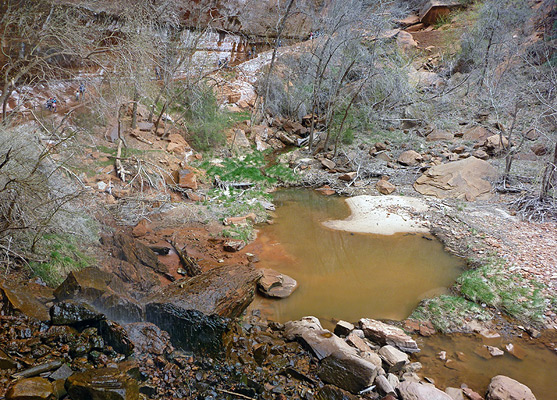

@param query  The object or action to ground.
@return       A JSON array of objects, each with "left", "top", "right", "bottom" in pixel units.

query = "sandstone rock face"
[
  {"left": 318, "top": 351, "right": 378, "bottom": 394},
  {"left": 258, "top": 269, "right": 298, "bottom": 298},
  {"left": 398, "top": 150, "right": 423, "bottom": 166},
  {"left": 6, "top": 377, "right": 54, "bottom": 400},
  {"left": 359, "top": 318, "right": 420, "bottom": 353},
  {"left": 413, "top": 157, "right": 497, "bottom": 201},
  {"left": 65, "top": 367, "right": 139, "bottom": 400},
  {"left": 145, "top": 264, "right": 261, "bottom": 354},
  {"left": 398, "top": 381, "right": 453, "bottom": 400},
  {"left": 487, "top": 375, "right": 536, "bottom": 400}
]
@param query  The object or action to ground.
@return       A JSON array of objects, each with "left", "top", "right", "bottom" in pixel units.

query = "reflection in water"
[
  {"left": 415, "top": 332, "right": 557, "bottom": 400},
  {"left": 247, "top": 190, "right": 465, "bottom": 324}
]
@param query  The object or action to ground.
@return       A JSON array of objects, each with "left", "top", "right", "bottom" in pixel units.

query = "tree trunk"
[
  {"left": 131, "top": 89, "right": 139, "bottom": 130},
  {"left": 540, "top": 142, "right": 557, "bottom": 200}
]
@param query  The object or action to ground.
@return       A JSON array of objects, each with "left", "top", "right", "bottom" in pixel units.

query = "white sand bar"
[{"left": 323, "top": 195, "right": 430, "bottom": 235}]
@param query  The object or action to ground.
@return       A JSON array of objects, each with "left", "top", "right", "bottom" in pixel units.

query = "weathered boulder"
[
  {"left": 0, "top": 283, "right": 50, "bottom": 321},
  {"left": 426, "top": 129, "right": 454, "bottom": 142},
  {"left": 257, "top": 269, "right": 298, "bottom": 298},
  {"left": 178, "top": 168, "right": 198, "bottom": 190},
  {"left": 398, "top": 381, "right": 453, "bottom": 400},
  {"left": 318, "top": 351, "right": 378, "bottom": 394},
  {"left": 145, "top": 264, "right": 261, "bottom": 354},
  {"left": 376, "top": 178, "right": 396, "bottom": 195},
  {"left": 375, "top": 374, "right": 396, "bottom": 396},
  {"left": 6, "top": 377, "right": 54, "bottom": 400},
  {"left": 397, "top": 31, "right": 418, "bottom": 53},
  {"left": 487, "top": 375, "right": 536, "bottom": 400},
  {"left": 379, "top": 345, "right": 409, "bottom": 372},
  {"left": 484, "top": 135, "right": 509, "bottom": 155},
  {"left": 53, "top": 266, "right": 143, "bottom": 323},
  {"left": 413, "top": 157, "right": 497, "bottom": 201},
  {"left": 98, "top": 320, "right": 135, "bottom": 356},
  {"left": 334, "top": 320, "right": 355, "bottom": 337},
  {"left": 223, "top": 240, "right": 246, "bottom": 252},
  {"left": 125, "top": 322, "right": 173, "bottom": 355},
  {"left": 463, "top": 126, "right": 492, "bottom": 142},
  {"left": 284, "top": 317, "right": 323, "bottom": 340},
  {"left": 65, "top": 367, "right": 139, "bottom": 400},
  {"left": 398, "top": 150, "right": 423, "bottom": 166},
  {"left": 359, "top": 319, "right": 420, "bottom": 353},
  {"left": 321, "top": 158, "right": 336, "bottom": 170},
  {"left": 445, "top": 387, "right": 465, "bottom": 400}
]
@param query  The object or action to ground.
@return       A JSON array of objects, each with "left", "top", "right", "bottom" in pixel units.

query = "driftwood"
[
  {"left": 130, "top": 131, "right": 153, "bottom": 145},
  {"left": 167, "top": 239, "right": 202, "bottom": 277},
  {"left": 115, "top": 139, "right": 129, "bottom": 182},
  {"left": 214, "top": 175, "right": 255, "bottom": 190}
]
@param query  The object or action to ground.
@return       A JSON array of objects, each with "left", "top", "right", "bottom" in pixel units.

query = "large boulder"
[
  {"left": 54, "top": 266, "right": 143, "bottom": 323},
  {"left": 6, "top": 377, "right": 54, "bottom": 400},
  {"left": 65, "top": 367, "right": 139, "bottom": 400},
  {"left": 145, "top": 264, "right": 261, "bottom": 354},
  {"left": 258, "top": 269, "right": 298, "bottom": 298},
  {"left": 413, "top": 157, "right": 497, "bottom": 201},
  {"left": 318, "top": 351, "right": 378, "bottom": 394},
  {"left": 398, "top": 381, "right": 453, "bottom": 400},
  {"left": 487, "top": 375, "right": 536, "bottom": 400},
  {"left": 359, "top": 319, "right": 419, "bottom": 353},
  {"left": 0, "top": 283, "right": 50, "bottom": 321},
  {"left": 398, "top": 150, "right": 423, "bottom": 166}
]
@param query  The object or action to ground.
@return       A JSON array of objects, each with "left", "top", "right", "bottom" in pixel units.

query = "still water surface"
[{"left": 247, "top": 189, "right": 465, "bottom": 324}]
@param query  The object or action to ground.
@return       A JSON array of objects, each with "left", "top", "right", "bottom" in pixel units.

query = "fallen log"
[
  {"left": 167, "top": 239, "right": 202, "bottom": 277},
  {"left": 214, "top": 175, "right": 255, "bottom": 190},
  {"left": 115, "top": 139, "right": 129, "bottom": 182}
]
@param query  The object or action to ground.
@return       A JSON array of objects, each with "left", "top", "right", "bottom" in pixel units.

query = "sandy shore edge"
[{"left": 323, "top": 195, "right": 430, "bottom": 235}]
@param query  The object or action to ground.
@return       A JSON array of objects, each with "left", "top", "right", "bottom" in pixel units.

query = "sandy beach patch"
[{"left": 323, "top": 195, "right": 430, "bottom": 235}]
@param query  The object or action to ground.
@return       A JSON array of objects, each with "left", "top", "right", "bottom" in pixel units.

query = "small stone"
[
  {"left": 376, "top": 178, "right": 396, "bottom": 195},
  {"left": 334, "top": 320, "right": 355, "bottom": 337},
  {"left": 486, "top": 345, "right": 504, "bottom": 357},
  {"left": 223, "top": 240, "right": 245, "bottom": 252},
  {"left": 378, "top": 345, "right": 409, "bottom": 372}
]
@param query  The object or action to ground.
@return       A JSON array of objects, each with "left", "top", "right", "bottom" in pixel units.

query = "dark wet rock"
[
  {"left": 65, "top": 367, "right": 139, "bottom": 400},
  {"left": 124, "top": 322, "right": 172, "bottom": 355},
  {"left": 6, "top": 377, "right": 54, "bottom": 400},
  {"left": 12, "top": 361, "right": 63, "bottom": 379},
  {"left": 0, "top": 348, "right": 17, "bottom": 369},
  {"left": 50, "top": 301, "right": 105, "bottom": 327},
  {"left": 0, "top": 283, "right": 50, "bottom": 321},
  {"left": 98, "top": 320, "right": 134, "bottom": 356},
  {"left": 53, "top": 266, "right": 143, "bottom": 323},
  {"left": 49, "top": 364, "right": 74, "bottom": 381},
  {"left": 257, "top": 269, "right": 298, "bottom": 298},
  {"left": 487, "top": 375, "right": 536, "bottom": 400},
  {"left": 315, "top": 384, "right": 358, "bottom": 400},
  {"left": 42, "top": 325, "right": 79, "bottom": 345},
  {"left": 334, "top": 320, "right": 354, "bottom": 337},
  {"left": 318, "top": 351, "right": 378, "bottom": 394},
  {"left": 378, "top": 345, "right": 409, "bottom": 372},
  {"left": 398, "top": 381, "right": 453, "bottom": 400},
  {"left": 359, "top": 318, "right": 419, "bottom": 353},
  {"left": 145, "top": 264, "right": 261, "bottom": 354}
]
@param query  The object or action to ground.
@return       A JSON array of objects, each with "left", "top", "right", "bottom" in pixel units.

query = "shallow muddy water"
[
  {"left": 247, "top": 190, "right": 465, "bottom": 324},
  {"left": 415, "top": 332, "right": 557, "bottom": 400}
]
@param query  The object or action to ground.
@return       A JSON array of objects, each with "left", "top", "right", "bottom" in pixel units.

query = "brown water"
[
  {"left": 414, "top": 332, "right": 557, "bottom": 400},
  {"left": 247, "top": 189, "right": 465, "bottom": 325}
]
